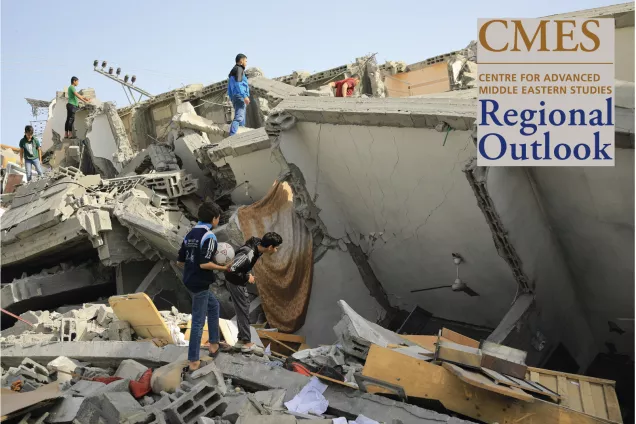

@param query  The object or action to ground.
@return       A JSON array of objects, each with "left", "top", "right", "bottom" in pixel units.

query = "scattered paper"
[
  {"left": 284, "top": 376, "right": 329, "bottom": 415},
  {"left": 170, "top": 324, "right": 188, "bottom": 346},
  {"left": 265, "top": 344, "right": 271, "bottom": 355},
  {"left": 333, "top": 418, "right": 348, "bottom": 424}
]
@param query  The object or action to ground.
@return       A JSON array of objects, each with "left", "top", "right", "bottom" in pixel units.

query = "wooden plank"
[
  {"left": 568, "top": 379, "right": 585, "bottom": 414},
  {"left": 530, "top": 371, "right": 541, "bottom": 383},
  {"left": 401, "top": 335, "right": 441, "bottom": 352},
  {"left": 557, "top": 375, "right": 570, "bottom": 408},
  {"left": 436, "top": 341, "right": 482, "bottom": 369},
  {"left": 219, "top": 318, "right": 238, "bottom": 346},
  {"left": 480, "top": 340, "right": 527, "bottom": 365},
  {"left": 581, "top": 381, "right": 597, "bottom": 417},
  {"left": 135, "top": 260, "right": 165, "bottom": 293},
  {"left": 109, "top": 293, "right": 173, "bottom": 343},
  {"left": 362, "top": 345, "right": 612, "bottom": 424},
  {"left": 255, "top": 331, "right": 305, "bottom": 344},
  {"left": 259, "top": 333, "right": 298, "bottom": 353},
  {"left": 526, "top": 366, "right": 616, "bottom": 386},
  {"left": 603, "top": 384, "right": 623, "bottom": 423},
  {"left": 443, "top": 363, "right": 534, "bottom": 402},
  {"left": 591, "top": 383, "right": 608, "bottom": 420},
  {"left": 481, "top": 368, "right": 560, "bottom": 402},
  {"left": 480, "top": 353, "right": 527, "bottom": 379},
  {"left": 310, "top": 372, "right": 358, "bottom": 390},
  {"left": 440, "top": 328, "right": 479, "bottom": 348}
]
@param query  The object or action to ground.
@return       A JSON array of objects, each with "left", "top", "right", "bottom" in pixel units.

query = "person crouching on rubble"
[
  {"left": 19, "top": 125, "right": 44, "bottom": 182},
  {"left": 329, "top": 74, "right": 361, "bottom": 97},
  {"left": 225, "top": 232, "right": 283, "bottom": 354},
  {"left": 228, "top": 53, "right": 250, "bottom": 136},
  {"left": 176, "top": 201, "right": 229, "bottom": 371}
]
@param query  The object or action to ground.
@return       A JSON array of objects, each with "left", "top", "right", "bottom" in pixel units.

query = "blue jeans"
[
  {"left": 188, "top": 288, "right": 220, "bottom": 362},
  {"left": 25, "top": 159, "right": 44, "bottom": 181},
  {"left": 229, "top": 97, "right": 246, "bottom": 136}
]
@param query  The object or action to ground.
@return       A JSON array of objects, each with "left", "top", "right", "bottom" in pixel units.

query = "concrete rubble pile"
[{"left": 1, "top": 301, "right": 473, "bottom": 424}]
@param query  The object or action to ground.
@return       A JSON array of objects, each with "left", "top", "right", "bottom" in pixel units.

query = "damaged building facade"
[{"left": 1, "top": 2, "right": 634, "bottom": 423}]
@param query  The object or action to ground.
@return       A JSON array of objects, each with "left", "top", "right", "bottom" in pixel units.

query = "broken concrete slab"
[
  {"left": 79, "top": 391, "right": 145, "bottom": 424},
  {"left": 213, "top": 352, "right": 465, "bottom": 424},
  {"left": 115, "top": 359, "right": 149, "bottom": 381},
  {"left": 47, "top": 396, "right": 85, "bottom": 423},
  {"left": 70, "top": 379, "right": 107, "bottom": 397},
  {"left": 0, "top": 341, "right": 186, "bottom": 369},
  {"left": 1, "top": 263, "right": 110, "bottom": 313}
]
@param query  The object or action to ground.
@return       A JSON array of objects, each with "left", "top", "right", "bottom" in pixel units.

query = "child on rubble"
[
  {"left": 176, "top": 201, "right": 229, "bottom": 371},
  {"left": 224, "top": 232, "right": 283, "bottom": 354}
]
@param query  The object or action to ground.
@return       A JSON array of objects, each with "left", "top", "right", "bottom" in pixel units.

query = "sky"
[{"left": 1, "top": 0, "right": 623, "bottom": 146}]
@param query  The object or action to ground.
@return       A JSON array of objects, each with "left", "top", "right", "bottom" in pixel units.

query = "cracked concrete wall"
[
  {"left": 527, "top": 151, "right": 634, "bottom": 361},
  {"left": 277, "top": 122, "right": 516, "bottom": 328},
  {"left": 296, "top": 248, "right": 384, "bottom": 346},
  {"left": 484, "top": 166, "right": 598, "bottom": 370}
]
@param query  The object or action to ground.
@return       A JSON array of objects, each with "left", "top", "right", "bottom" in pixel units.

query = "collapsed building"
[{"left": 1, "top": 2, "right": 634, "bottom": 423}]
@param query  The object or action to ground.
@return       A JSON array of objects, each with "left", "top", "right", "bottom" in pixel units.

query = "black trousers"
[
  {"left": 65, "top": 103, "right": 78, "bottom": 132},
  {"left": 225, "top": 278, "right": 251, "bottom": 343}
]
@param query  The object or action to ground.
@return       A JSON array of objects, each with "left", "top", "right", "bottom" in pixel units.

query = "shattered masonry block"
[
  {"left": 20, "top": 358, "right": 49, "bottom": 377},
  {"left": 108, "top": 320, "right": 133, "bottom": 342},
  {"left": 116, "top": 359, "right": 149, "bottom": 381},
  {"left": 91, "top": 378, "right": 131, "bottom": 397},
  {"left": 221, "top": 394, "right": 260, "bottom": 423},
  {"left": 47, "top": 356, "right": 82, "bottom": 382},
  {"left": 16, "top": 365, "right": 50, "bottom": 384},
  {"left": 96, "top": 305, "right": 115, "bottom": 327},
  {"left": 163, "top": 381, "right": 227, "bottom": 424},
  {"left": 80, "top": 321, "right": 108, "bottom": 341},
  {"left": 123, "top": 409, "right": 168, "bottom": 424},
  {"left": 71, "top": 380, "right": 107, "bottom": 397},
  {"left": 60, "top": 318, "right": 86, "bottom": 342},
  {"left": 47, "top": 396, "right": 85, "bottom": 423},
  {"left": 79, "top": 391, "right": 146, "bottom": 424}
]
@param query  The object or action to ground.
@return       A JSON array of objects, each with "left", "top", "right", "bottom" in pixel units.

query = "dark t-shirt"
[
  {"left": 334, "top": 78, "right": 357, "bottom": 97},
  {"left": 225, "top": 237, "right": 262, "bottom": 286},
  {"left": 19, "top": 136, "right": 41, "bottom": 161},
  {"left": 178, "top": 223, "right": 218, "bottom": 293}
]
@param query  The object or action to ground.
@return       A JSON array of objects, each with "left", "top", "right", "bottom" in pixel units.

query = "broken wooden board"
[
  {"left": 481, "top": 367, "right": 560, "bottom": 402},
  {"left": 219, "top": 319, "right": 263, "bottom": 348},
  {"left": 442, "top": 362, "right": 534, "bottom": 402},
  {"left": 441, "top": 328, "right": 480, "bottom": 348},
  {"left": 256, "top": 331, "right": 306, "bottom": 356},
  {"left": 525, "top": 366, "right": 622, "bottom": 423},
  {"left": 362, "top": 345, "right": 615, "bottom": 424},
  {"left": 435, "top": 340, "right": 482, "bottom": 369},
  {"left": 480, "top": 340, "right": 527, "bottom": 365},
  {"left": 481, "top": 353, "right": 527, "bottom": 379},
  {"left": 109, "top": 293, "right": 173, "bottom": 343}
]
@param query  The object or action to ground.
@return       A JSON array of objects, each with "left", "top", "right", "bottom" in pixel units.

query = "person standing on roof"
[
  {"left": 19, "top": 125, "right": 44, "bottom": 182},
  {"left": 228, "top": 54, "right": 250, "bottom": 136},
  {"left": 65, "top": 76, "right": 91, "bottom": 139},
  {"left": 329, "top": 74, "right": 361, "bottom": 97}
]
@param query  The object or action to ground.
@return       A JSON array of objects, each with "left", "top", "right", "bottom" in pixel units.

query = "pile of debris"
[{"left": 1, "top": 297, "right": 477, "bottom": 424}]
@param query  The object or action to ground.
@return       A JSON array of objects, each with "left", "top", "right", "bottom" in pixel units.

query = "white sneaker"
[{"left": 241, "top": 344, "right": 264, "bottom": 355}]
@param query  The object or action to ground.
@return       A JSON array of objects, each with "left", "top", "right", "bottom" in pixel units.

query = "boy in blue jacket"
[
  {"left": 228, "top": 53, "right": 250, "bottom": 136},
  {"left": 177, "top": 201, "right": 229, "bottom": 371}
]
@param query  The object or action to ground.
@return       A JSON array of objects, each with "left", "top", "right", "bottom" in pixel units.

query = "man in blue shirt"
[
  {"left": 228, "top": 53, "right": 250, "bottom": 136},
  {"left": 177, "top": 201, "right": 229, "bottom": 371}
]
